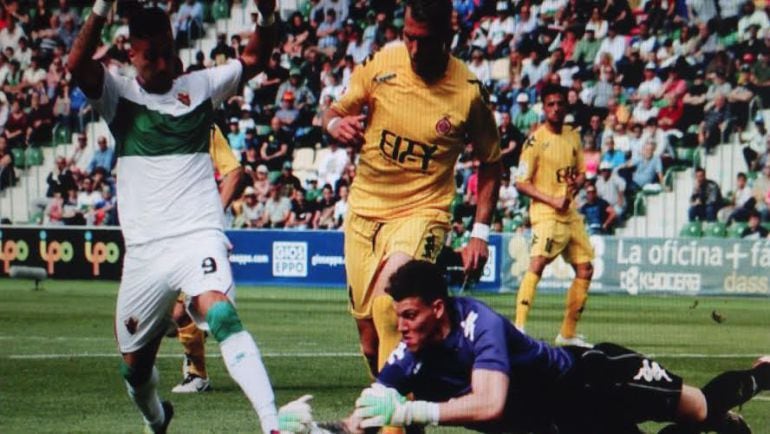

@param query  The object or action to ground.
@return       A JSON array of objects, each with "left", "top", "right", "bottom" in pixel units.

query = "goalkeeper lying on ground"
[{"left": 284, "top": 260, "right": 770, "bottom": 434}]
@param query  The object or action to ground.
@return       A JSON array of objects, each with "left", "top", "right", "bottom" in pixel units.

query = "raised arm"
[
  {"left": 67, "top": 1, "right": 112, "bottom": 98},
  {"left": 240, "top": 0, "right": 279, "bottom": 82}
]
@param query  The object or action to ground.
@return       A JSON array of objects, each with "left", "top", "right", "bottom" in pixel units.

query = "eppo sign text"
[{"left": 272, "top": 241, "right": 308, "bottom": 277}]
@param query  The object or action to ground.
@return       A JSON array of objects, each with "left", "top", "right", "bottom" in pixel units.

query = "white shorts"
[{"left": 115, "top": 230, "right": 235, "bottom": 353}]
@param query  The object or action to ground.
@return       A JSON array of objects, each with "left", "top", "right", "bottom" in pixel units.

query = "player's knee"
[
  {"left": 119, "top": 361, "right": 153, "bottom": 387},
  {"left": 576, "top": 262, "right": 594, "bottom": 279},
  {"left": 205, "top": 301, "right": 244, "bottom": 343}
]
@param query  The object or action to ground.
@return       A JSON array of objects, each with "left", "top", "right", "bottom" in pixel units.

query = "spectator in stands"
[
  {"left": 227, "top": 118, "right": 246, "bottom": 158},
  {"left": 319, "top": 70, "right": 345, "bottom": 103},
  {"left": 498, "top": 111, "right": 524, "bottom": 171},
  {"left": 513, "top": 93, "right": 537, "bottom": 136},
  {"left": 624, "top": 141, "right": 664, "bottom": 195},
  {"left": 26, "top": 92, "right": 52, "bottom": 145},
  {"left": 77, "top": 176, "right": 103, "bottom": 225},
  {"left": 45, "top": 191, "right": 64, "bottom": 225},
  {"left": 305, "top": 175, "right": 322, "bottom": 202},
  {"left": 87, "top": 135, "right": 114, "bottom": 175},
  {"left": 0, "top": 14, "right": 25, "bottom": 49},
  {"left": 580, "top": 183, "right": 617, "bottom": 234},
  {"left": 174, "top": 0, "right": 204, "bottom": 48},
  {"left": 263, "top": 184, "right": 292, "bottom": 228},
  {"left": 317, "top": 139, "right": 349, "bottom": 188},
  {"left": 601, "top": 136, "right": 627, "bottom": 169},
  {"left": 62, "top": 188, "right": 85, "bottom": 226},
  {"left": 275, "top": 90, "right": 300, "bottom": 128},
  {"left": 583, "top": 135, "right": 601, "bottom": 180},
  {"left": 699, "top": 93, "right": 732, "bottom": 154},
  {"left": 596, "top": 162, "right": 626, "bottom": 217},
  {"left": 275, "top": 67, "right": 317, "bottom": 112},
  {"left": 46, "top": 155, "right": 76, "bottom": 198},
  {"left": 741, "top": 210, "right": 769, "bottom": 239},
  {"left": 57, "top": 15, "right": 77, "bottom": 50},
  {"left": 93, "top": 186, "right": 117, "bottom": 226},
  {"left": 745, "top": 127, "right": 770, "bottom": 172},
  {"left": 594, "top": 23, "right": 626, "bottom": 66},
  {"left": 276, "top": 161, "right": 302, "bottom": 192},
  {"left": 333, "top": 184, "right": 349, "bottom": 229},
  {"left": 253, "top": 164, "right": 271, "bottom": 202},
  {"left": 632, "top": 94, "right": 659, "bottom": 125},
  {"left": 497, "top": 171, "right": 518, "bottom": 215},
  {"left": 261, "top": 117, "right": 290, "bottom": 172},
  {"left": 241, "top": 141, "right": 261, "bottom": 175},
  {"left": 467, "top": 48, "right": 490, "bottom": 82},
  {"left": 210, "top": 33, "right": 236, "bottom": 64},
  {"left": 287, "top": 187, "right": 314, "bottom": 229},
  {"left": 68, "top": 85, "right": 90, "bottom": 133},
  {"left": 749, "top": 52, "right": 770, "bottom": 106},
  {"left": 252, "top": 51, "right": 288, "bottom": 108},
  {"left": 705, "top": 70, "right": 732, "bottom": 104},
  {"left": 688, "top": 167, "right": 723, "bottom": 222},
  {"left": 3, "top": 98, "right": 26, "bottom": 148},
  {"left": 313, "top": 183, "right": 337, "bottom": 229},
  {"left": 571, "top": 28, "right": 600, "bottom": 68},
  {"left": 725, "top": 172, "right": 756, "bottom": 224},
  {"left": 283, "top": 12, "right": 312, "bottom": 58},
  {"left": 754, "top": 163, "right": 770, "bottom": 221},
  {"left": 237, "top": 186, "right": 265, "bottom": 228},
  {"left": 0, "top": 135, "right": 14, "bottom": 190},
  {"left": 681, "top": 70, "right": 708, "bottom": 128},
  {"left": 317, "top": 8, "right": 341, "bottom": 56},
  {"left": 22, "top": 56, "right": 46, "bottom": 92},
  {"left": 186, "top": 51, "right": 206, "bottom": 73},
  {"left": 637, "top": 63, "right": 662, "bottom": 99},
  {"left": 68, "top": 133, "right": 88, "bottom": 174}
]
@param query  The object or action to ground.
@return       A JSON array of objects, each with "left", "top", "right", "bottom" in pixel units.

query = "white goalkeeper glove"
[
  {"left": 352, "top": 383, "right": 439, "bottom": 428},
  {"left": 278, "top": 394, "right": 315, "bottom": 434},
  {"left": 92, "top": 0, "right": 114, "bottom": 17}
]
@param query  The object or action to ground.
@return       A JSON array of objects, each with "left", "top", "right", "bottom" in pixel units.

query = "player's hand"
[
  {"left": 553, "top": 196, "right": 571, "bottom": 213},
  {"left": 255, "top": 0, "right": 277, "bottom": 19},
  {"left": 278, "top": 394, "right": 315, "bottom": 434},
  {"left": 328, "top": 115, "right": 366, "bottom": 147},
  {"left": 353, "top": 384, "right": 407, "bottom": 428},
  {"left": 461, "top": 237, "right": 488, "bottom": 279}
]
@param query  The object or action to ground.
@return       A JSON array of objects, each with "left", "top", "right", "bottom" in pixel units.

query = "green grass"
[{"left": 1, "top": 279, "right": 769, "bottom": 433}]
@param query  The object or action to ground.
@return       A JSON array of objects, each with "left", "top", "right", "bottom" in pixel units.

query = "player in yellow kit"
[
  {"left": 170, "top": 123, "right": 244, "bottom": 393},
  {"left": 514, "top": 84, "right": 594, "bottom": 347},
  {"left": 323, "top": 0, "right": 502, "bottom": 377}
]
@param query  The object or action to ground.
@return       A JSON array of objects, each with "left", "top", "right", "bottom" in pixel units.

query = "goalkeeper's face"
[{"left": 394, "top": 296, "right": 446, "bottom": 352}]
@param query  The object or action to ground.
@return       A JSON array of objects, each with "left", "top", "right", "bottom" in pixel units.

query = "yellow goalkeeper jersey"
[
  {"left": 209, "top": 123, "right": 240, "bottom": 177},
  {"left": 332, "top": 43, "right": 500, "bottom": 220},
  {"left": 515, "top": 123, "right": 584, "bottom": 224}
]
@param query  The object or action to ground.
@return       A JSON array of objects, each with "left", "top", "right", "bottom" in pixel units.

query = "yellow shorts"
[
  {"left": 530, "top": 216, "right": 594, "bottom": 264},
  {"left": 344, "top": 210, "right": 450, "bottom": 319}
]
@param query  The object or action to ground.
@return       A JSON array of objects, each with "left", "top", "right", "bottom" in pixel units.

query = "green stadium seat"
[
  {"left": 674, "top": 147, "right": 698, "bottom": 169},
  {"left": 762, "top": 222, "right": 770, "bottom": 232},
  {"left": 28, "top": 210, "right": 43, "bottom": 225},
  {"left": 202, "top": 1, "right": 214, "bottom": 23},
  {"left": 54, "top": 124, "right": 72, "bottom": 147},
  {"left": 25, "top": 147, "right": 44, "bottom": 167},
  {"left": 703, "top": 222, "right": 727, "bottom": 238},
  {"left": 255, "top": 124, "right": 272, "bottom": 136},
  {"left": 680, "top": 221, "right": 703, "bottom": 238},
  {"left": 728, "top": 222, "right": 748, "bottom": 238},
  {"left": 11, "top": 147, "right": 25, "bottom": 169},
  {"left": 213, "top": 0, "right": 230, "bottom": 20},
  {"left": 746, "top": 170, "right": 758, "bottom": 181}
]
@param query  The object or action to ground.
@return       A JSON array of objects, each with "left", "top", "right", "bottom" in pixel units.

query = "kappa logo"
[
  {"left": 387, "top": 342, "right": 407, "bottom": 365},
  {"left": 461, "top": 311, "right": 479, "bottom": 342},
  {"left": 124, "top": 316, "right": 139, "bottom": 335},
  {"left": 633, "top": 359, "right": 673, "bottom": 383}
]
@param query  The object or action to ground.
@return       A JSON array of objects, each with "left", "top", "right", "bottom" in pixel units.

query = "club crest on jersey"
[
  {"left": 435, "top": 116, "right": 452, "bottom": 136},
  {"left": 177, "top": 92, "right": 191, "bottom": 106}
]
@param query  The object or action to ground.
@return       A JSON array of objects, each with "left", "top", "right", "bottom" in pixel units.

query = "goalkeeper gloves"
[
  {"left": 352, "top": 383, "right": 439, "bottom": 428},
  {"left": 278, "top": 394, "right": 315, "bottom": 434}
]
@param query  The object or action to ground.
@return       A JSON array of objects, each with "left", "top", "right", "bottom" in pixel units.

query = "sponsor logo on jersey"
[
  {"left": 124, "top": 316, "right": 138, "bottom": 335},
  {"left": 461, "top": 311, "right": 479, "bottom": 341},
  {"left": 373, "top": 72, "right": 397, "bottom": 83},
  {"left": 556, "top": 165, "right": 578, "bottom": 183},
  {"left": 378, "top": 129, "right": 439, "bottom": 172},
  {"left": 177, "top": 92, "right": 191, "bottom": 106}
]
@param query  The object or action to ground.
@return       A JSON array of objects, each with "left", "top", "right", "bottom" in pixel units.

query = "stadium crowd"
[{"left": 0, "top": 0, "right": 769, "bottom": 238}]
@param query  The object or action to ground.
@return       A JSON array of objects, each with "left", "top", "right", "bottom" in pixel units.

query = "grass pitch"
[{"left": 1, "top": 279, "right": 769, "bottom": 433}]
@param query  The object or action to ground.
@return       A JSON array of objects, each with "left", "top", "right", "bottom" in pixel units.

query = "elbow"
[{"left": 477, "top": 401, "right": 505, "bottom": 422}]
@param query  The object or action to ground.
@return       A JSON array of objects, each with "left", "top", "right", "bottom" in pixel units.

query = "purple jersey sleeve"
[{"left": 377, "top": 342, "right": 414, "bottom": 396}]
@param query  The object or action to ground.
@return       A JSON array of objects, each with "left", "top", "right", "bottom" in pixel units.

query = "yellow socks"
[
  {"left": 560, "top": 278, "right": 590, "bottom": 338},
  {"left": 177, "top": 322, "right": 207, "bottom": 378},
  {"left": 372, "top": 294, "right": 400, "bottom": 372},
  {"left": 514, "top": 271, "right": 540, "bottom": 331}
]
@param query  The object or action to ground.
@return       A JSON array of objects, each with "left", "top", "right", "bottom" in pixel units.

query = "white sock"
[
  {"left": 125, "top": 366, "right": 165, "bottom": 431},
  {"left": 220, "top": 330, "right": 279, "bottom": 433}
]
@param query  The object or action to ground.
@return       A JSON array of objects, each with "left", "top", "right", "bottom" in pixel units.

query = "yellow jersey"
[
  {"left": 515, "top": 123, "right": 584, "bottom": 223},
  {"left": 209, "top": 124, "right": 240, "bottom": 177},
  {"left": 332, "top": 43, "right": 500, "bottom": 220}
]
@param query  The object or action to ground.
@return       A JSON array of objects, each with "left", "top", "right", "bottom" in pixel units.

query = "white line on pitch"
[{"left": 3, "top": 352, "right": 765, "bottom": 360}]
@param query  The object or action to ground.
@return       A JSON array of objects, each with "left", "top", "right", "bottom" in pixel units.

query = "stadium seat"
[
  {"left": 202, "top": 1, "right": 214, "bottom": 23},
  {"left": 674, "top": 147, "right": 698, "bottom": 169},
  {"left": 314, "top": 148, "right": 331, "bottom": 172},
  {"left": 728, "top": 222, "right": 748, "bottom": 238},
  {"left": 292, "top": 148, "right": 315, "bottom": 172},
  {"left": 212, "top": 0, "right": 230, "bottom": 20},
  {"left": 25, "top": 147, "right": 44, "bottom": 167},
  {"left": 54, "top": 124, "right": 72, "bottom": 147},
  {"left": 255, "top": 124, "right": 272, "bottom": 136},
  {"left": 11, "top": 147, "right": 25, "bottom": 169},
  {"left": 703, "top": 222, "right": 727, "bottom": 238},
  {"left": 679, "top": 221, "right": 703, "bottom": 238}
]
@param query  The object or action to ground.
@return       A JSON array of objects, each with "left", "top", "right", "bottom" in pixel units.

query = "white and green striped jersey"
[{"left": 91, "top": 61, "right": 243, "bottom": 246}]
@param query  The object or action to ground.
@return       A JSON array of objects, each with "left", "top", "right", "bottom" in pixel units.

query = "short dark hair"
[
  {"left": 406, "top": 0, "right": 452, "bottom": 39},
  {"left": 737, "top": 172, "right": 747, "bottom": 180},
  {"left": 128, "top": 6, "right": 172, "bottom": 40},
  {"left": 388, "top": 260, "right": 448, "bottom": 304},
  {"left": 540, "top": 83, "right": 567, "bottom": 103}
]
